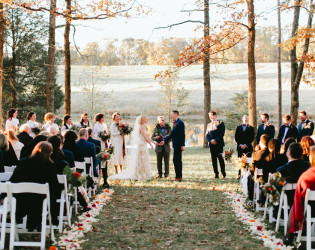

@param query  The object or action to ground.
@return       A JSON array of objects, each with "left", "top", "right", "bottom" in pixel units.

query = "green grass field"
[{"left": 81, "top": 147, "right": 268, "bottom": 249}]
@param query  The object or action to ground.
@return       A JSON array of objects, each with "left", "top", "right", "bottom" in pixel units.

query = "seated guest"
[
  {"left": 20, "top": 135, "right": 48, "bottom": 159},
  {"left": 277, "top": 114, "right": 299, "bottom": 145},
  {"left": 0, "top": 134, "right": 18, "bottom": 169},
  {"left": 278, "top": 137, "right": 296, "bottom": 166},
  {"left": 63, "top": 131, "right": 84, "bottom": 162},
  {"left": 76, "top": 128, "right": 100, "bottom": 177},
  {"left": 256, "top": 113, "right": 275, "bottom": 145},
  {"left": 8, "top": 141, "right": 61, "bottom": 230},
  {"left": 262, "top": 139, "right": 281, "bottom": 183},
  {"left": 17, "top": 124, "right": 33, "bottom": 147},
  {"left": 5, "top": 129, "right": 23, "bottom": 159},
  {"left": 300, "top": 136, "right": 314, "bottom": 161},
  {"left": 87, "top": 128, "right": 101, "bottom": 154},
  {"left": 48, "top": 126, "right": 59, "bottom": 136},
  {"left": 287, "top": 145, "right": 315, "bottom": 243},
  {"left": 276, "top": 142, "right": 310, "bottom": 208},
  {"left": 235, "top": 115, "right": 254, "bottom": 158},
  {"left": 247, "top": 134, "right": 270, "bottom": 202},
  {"left": 298, "top": 110, "right": 314, "bottom": 142},
  {"left": 58, "top": 134, "right": 74, "bottom": 168},
  {"left": 48, "top": 135, "right": 70, "bottom": 174}
]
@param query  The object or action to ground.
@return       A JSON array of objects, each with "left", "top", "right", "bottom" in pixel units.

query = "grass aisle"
[{"left": 83, "top": 147, "right": 268, "bottom": 249}]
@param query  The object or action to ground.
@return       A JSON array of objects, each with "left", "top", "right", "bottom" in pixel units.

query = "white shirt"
[
  {"left": 263, "top": 122, "right": 269, "bottom": 130},
  {"left": 61, "top": 123, "right": 73, "bottom": 133},
  {"left": 282, "top": 123, "right": 291, "bottom": 144},
  {"left": 5, "top": 118, "right": 19, "bottom": 131},
  {"left": 93, "top": 122, "right": 108, "bottom": 138},
  {"left": 76, "top": 121, "right": 91, "bottom": 129},
  {"left": 42, "top": 122, "right": 59, "bottom": 132}
]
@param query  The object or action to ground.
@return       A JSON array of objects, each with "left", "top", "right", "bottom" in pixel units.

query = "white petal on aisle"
[
  {"left": 225, "top": 191, "right": 292, "bottom": 250},
  {"left": 58, "top": 189, "right": 114, "bottom": 249}
]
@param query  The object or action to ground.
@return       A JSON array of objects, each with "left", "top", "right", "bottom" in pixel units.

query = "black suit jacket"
[
  {"left": 298, "top": 119, "right": 314, "bottom": 141},
  {"left": 277, "top": 124, "right": 299, "bottom": 144},
  {"left": 88, "top": 136, "right": 101, "bottom": 154},
  {"left": 256, "top": 124, "right": 275, "bottom": 144},
  {"left": 206, "top": 120, "right": 225, "bottom": 149},
  {"left": 276, "top": 160, "right": 310, "bottom": 183},
  {"left": 235, "top": 124, "right": 254, "bottom": 156},
  {"left": 251, "top": 148, "right": 269, "bottom": 173},
  {"left": 164, "top": 119, "right": 185, "bottom": 148},
  {"left": 17, "top": 132, "right": 33, "bottom": 147}
]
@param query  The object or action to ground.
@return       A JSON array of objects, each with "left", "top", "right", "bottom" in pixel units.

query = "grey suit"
[{"left": 152, "top": 125, "right": 171, "bottom": 177}]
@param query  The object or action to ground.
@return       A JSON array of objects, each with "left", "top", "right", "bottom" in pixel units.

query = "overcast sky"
[{"left": 55, "top": 0, "right": 304, "bottom": 49}]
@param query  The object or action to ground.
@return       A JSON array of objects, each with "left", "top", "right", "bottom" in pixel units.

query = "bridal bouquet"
[
  {"left": 63, "top": 166, "right": 86, "bottom": 192},
  {"left": 117, "top": 121, "right": 133, "bottom": 135},
  {"left": 99, "top": 131, "right": 111, "bottom": 142},
  {"left": 261, "top": 173, "right": 286, "bottom": 207},
  {"left": 222, "top": 148, "right": 234, "bottom": 163},
  {"left": 97, "top": 145, "right": 114, "bottom": 162}
]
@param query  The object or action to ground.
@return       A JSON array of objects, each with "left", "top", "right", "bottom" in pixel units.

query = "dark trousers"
[
  {"left": 237, "top": 147, "right": 252, "bottom": 158},
  {"left": 247, "top": 174, "right": 254, "bottom": 201},
  {"left": 102, "top": 161, "right": 108, "bottom": 184},
  {"left": 210, "top": 145, "right": 226, "bottom": 177},
  {"left": 156, "top": 148, "right": 170, "bottom": 177},
  {"left": 173, "top": 147, "right": 182, "bottom": 179}
]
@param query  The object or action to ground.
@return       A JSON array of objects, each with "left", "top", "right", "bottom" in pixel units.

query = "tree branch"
[{"left": 155, "top": 20, "right": 204, "bottom": 30}]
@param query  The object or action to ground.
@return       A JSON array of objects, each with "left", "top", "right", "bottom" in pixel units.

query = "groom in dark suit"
[
  {"left": 206, "top": 111, "right": 226, "bottom": 179},
  {"left": 161, "top": 110, "right": 185, "bottom": 181}
]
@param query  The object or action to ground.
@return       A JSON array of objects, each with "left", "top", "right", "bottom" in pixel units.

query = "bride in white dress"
[{"left": 109, "top": 115, "right": 157, "bottom": 181}]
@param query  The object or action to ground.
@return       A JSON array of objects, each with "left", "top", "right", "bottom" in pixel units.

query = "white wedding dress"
[{"left": 109, "top": 116, "right": 151, "bottom": 181}]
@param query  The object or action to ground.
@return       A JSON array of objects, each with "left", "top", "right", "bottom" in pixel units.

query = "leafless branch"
[{"left": 155, "top": 20, "right": 204, "bottom": 30}]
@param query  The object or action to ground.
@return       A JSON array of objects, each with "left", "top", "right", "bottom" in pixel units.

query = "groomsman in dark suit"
[
  {"left": 206, "top": 111, "right": 226, "bottom": 179},
  {"left": 235, "top": 115, "right": 254, "bottom": 158},
  {"left": 162, "top": 110, "right": 185, "bottom": 181},
  {"left": 256, "top": 113, "right": 275, "bottom": 145},
  {"left": 298, "top": 110, "right": 314, "bottom": 141},
  {"left": 277, "top": 114, "right": 299, "bottom": 145}
]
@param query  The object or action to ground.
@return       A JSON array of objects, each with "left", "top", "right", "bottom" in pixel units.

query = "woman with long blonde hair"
[{"left": 4, "top": 129, "right": 24, "bottom": 159}]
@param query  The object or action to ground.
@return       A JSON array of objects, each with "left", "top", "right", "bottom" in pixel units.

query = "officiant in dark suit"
[
  {"left": 235, "top": 115, "right": 254, "bottom": 158},
  {"left": 277, "top": 114, "right": 299, "bottom": 145},
  {"left": 256, "top": 113, "right": 275, "bottom": 145},
  {"left": 162, "top": 111, "right": 185, "bottom": 181},
  {"left": 151, "top": 116, "right": 171, "bottom": 178},
  {"left": 298, "top": 110, "right": 314, "bottom": 141},
  {"left": 206, "top": 111, "right": 226, "bottom": 179}
]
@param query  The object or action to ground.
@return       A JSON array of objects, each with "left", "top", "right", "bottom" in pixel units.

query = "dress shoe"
[
  {"left": 155, "top": 175, "right": 162, "bottom": 179},
  {"left": 175, "top": 178, "right": 182, "bottom": 182},
  {"left": 214, "top": 175, "right": 219, "bottom": 179},
  {"left": 103, "top": 182, "right": 110, "bottom": 188}
]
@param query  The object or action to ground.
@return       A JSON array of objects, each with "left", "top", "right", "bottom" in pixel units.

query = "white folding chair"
[
  {"left": 57, "top": 175, "right": 71, "bottom": 233},
  {"left": 296, "top": 189, "right": 315, "bottom": 250},
  {"left": 253, "top": 168, "right": 264, "bottom": 212},
  {"left": 84, "top": 157, "right": 96, "bottom": 196},
  {"left": 7, "top": 182, "right": 55, "bottom": 250},
  {"left": 4, "top": 166, "right": 15, "bottom": 173},
  {"left": 275, "top": 183, "right": 297, "bottom": 234},
  {"left": 263, "top": 173, "right": 278, "bottom": 223},
  {"left": 0, "top": 183, "right": 9, "bottom": 250},
  {"left": 0, "top": 173, "right": 12, "bottom": 183},
  {"left": 74, "top": 161, "right": 87, "bottom": 189}
]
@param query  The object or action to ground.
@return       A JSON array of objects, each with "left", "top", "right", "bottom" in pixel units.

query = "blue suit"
[
  {"left": 164, "top": 118, "right": 185, "bottom": 179},
  {"left": 206, "top": 120, "right": 226, "bottom": 177},
  {"left": 88, "top": 136, "right": 101, "bottom": 154},
  {"left": 298, "top": 119, "right": 314, "bottom": 141},
  {"left": 76, "top": 139, "right": 100, "bottom": 177}
]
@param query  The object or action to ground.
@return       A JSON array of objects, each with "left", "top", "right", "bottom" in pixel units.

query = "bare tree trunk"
[
  {"left": 0, "top": 4, "right": 4, "bottom": 129},
  {"left": 247, "top": 0, "right": 257, "bottom": 132},
  {"left": 277, "top": 0, "right": 282, "bottom": 129},
  {"left": 46, "top": 0, "right": 56, "bottom": 113},
  {"left": 11, "top": 10, "right": 17, "bottom": 108},
  {"left": 290, "top": 0, "right": 301, "bottom": 125},
  {"left": 203, "top": 0, "right": 211, "bottom": 148},
  {"left": 64, "top": 0, "right": 71, "bottom": 115}
]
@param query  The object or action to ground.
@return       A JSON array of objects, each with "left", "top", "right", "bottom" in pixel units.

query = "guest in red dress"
[{"left": 285, "top": 145, "right": 315, "bottom": 245}]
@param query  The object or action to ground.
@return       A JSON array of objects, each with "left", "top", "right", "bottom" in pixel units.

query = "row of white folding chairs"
[
  {"left": 0, "top": 173, "right": 72, "bottom": 249},
  {"left": 0, "top": 181, "right": 53, "bottom": 250},
  {"left": 253, "top": 168, "right": 264, "bottom": 212}
]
